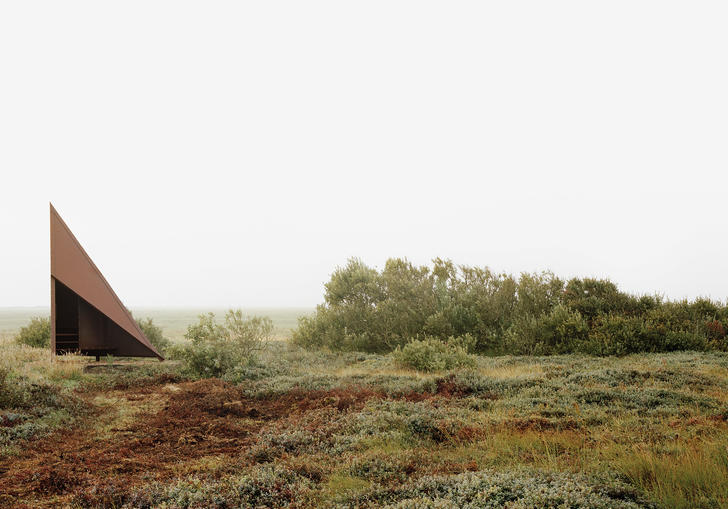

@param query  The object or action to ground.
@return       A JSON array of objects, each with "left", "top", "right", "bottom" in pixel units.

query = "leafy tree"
[
  {"left": 15, "top": 316, "right": 50, "bottom": 348},
  {"left": 505, "top": 305, "right": 588, "bottom": 355},
  {"left": 136, "top": 317, "right": 171, "bottom": 354}
]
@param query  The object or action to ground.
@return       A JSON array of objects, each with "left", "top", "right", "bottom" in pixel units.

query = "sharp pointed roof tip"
[{"left": 50, "top": 205, "right": 163, "bottom": 360}]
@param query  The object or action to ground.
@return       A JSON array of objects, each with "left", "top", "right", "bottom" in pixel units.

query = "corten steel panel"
[
  {"left": 79, "top": 298, "right": 105, "bottom": 350},
  {"left": 50, "top": 204, "right": 163, "bottom": 360}
]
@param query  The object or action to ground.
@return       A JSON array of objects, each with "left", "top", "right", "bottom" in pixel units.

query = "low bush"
[
  {"left": 74, "top": 465, "right": 313, "bottom": 508},
  {"left": 76, "top": 364, "right": 185, "bottom": 392},
  {"left": 135, "top": 317, "right": 170, "bottom": 354},
  {"left": 0, "top": 367, "right": 85, "bottom": 413},
  {"left": 169, "top": 310, "right": 273, "bottom": 377},
  {"left": 392, "top": 337, "right": 476, "bottom": 372},
  {"left": 14, "top": 317, "right": 50, "bottom": 348},
  {"left": 340, "top": 469, "right": 654, "bottom": 508},
  {"left": 585, "top": 315, "right": 650, "bottom": 356},
  {"left": 223, "top": 359, "right": 289, "bottom": 383},
  {"left": 0, "top": 367, "right": 88, "bottom": 448},
  {"left": 349, "top": 454, "right": 413, "bottom": 483}
]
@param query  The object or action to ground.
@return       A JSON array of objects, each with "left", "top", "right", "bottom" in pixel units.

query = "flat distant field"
[
  {"left": 0, "top": 308, "right": 47, "bottom": 339},
  {"left": 0, "top": 306, "right": 312, "bottom": 341},
  {"left": 132, "top": 307, "right": 313, "bottom": 340}
]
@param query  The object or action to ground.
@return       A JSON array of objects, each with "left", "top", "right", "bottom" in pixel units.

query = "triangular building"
[{"left": 50, "top": 204, "right": 163, "bottom": 360}]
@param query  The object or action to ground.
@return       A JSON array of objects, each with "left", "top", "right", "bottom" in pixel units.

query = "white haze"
[{"left": 1, "top": 1, "right": 727, "bottom": 308}]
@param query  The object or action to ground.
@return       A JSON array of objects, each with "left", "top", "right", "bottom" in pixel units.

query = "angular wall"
[{"left": 50, "top": 204, "right": 163, "bottom": 360}]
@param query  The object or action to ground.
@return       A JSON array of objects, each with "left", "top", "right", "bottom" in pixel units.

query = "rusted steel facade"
[{"left": 50, "top": 204, "right": 163, "bottom": 360}]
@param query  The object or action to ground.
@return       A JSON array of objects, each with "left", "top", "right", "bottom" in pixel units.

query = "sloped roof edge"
[{"left": 50, "top": 203, "right": 163, "bottom": 360}]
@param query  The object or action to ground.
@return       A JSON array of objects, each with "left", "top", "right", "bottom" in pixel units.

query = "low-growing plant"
[
  {"left": 349, "top": 453, "right": 413, "bottom": 483},
  {"left": 0, "top": 367, "right": 88, "bottom": 450},
  {"left": 73, "top": 465, "right": 313, "bottom": 508},
  {"left": 76, "top": 363, "right": 184, "bottom": 392},
  {"left": 340, "top": 469, "right": 654, "bottom": 508},
  {"left": 392, "top": 337, "right": 475, "bottom": 372},
  {"left": 14, "top": 316, "right": 50, "bottom": 348},
  {"left": 169, "top": 310, "right": 273, "bottom": 377}
]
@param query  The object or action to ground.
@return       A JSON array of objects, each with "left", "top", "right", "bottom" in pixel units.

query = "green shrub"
[
  {"left": 505, "top": 305, "right": 589, "bottom": 355},
  {"left": 579, "top": 306, "right": 713, "bottom": 356},
  {"left": 392, "top": 337, "right": 475, "bottom": 372},
  {"left": 562, "top": 278, "right": 659, "bottom": 320},
  {"left": 584, "top": 315, "right": 647, "bottom": 356},
  {"left": 169, "top": 310, "right": 273, "bottom": 377},
  {"left": 292, "top": 258, "right": 553, "bottom": 354},
  {"left": 135, "top": 317, "right": 170, "bottom": 354},
  {"left": 14, "top": 316, "right": 50, "bottom": 348},
  {"left": 294, "top": 257, "right": 728, "bottom": 356}
]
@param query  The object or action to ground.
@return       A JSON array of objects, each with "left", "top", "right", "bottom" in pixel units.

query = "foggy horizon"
[{"left": 2, "top": 2, "right": 727, "bottom": 309}]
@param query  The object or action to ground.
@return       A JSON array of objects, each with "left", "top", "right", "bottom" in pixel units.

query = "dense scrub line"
[{"left": 292, "top": 258, "right": 728, "bottom": 356}]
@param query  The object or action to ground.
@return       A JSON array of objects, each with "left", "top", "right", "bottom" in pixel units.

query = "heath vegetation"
[
  {"left": 2, "top": 262, "right": 728, "bottom": 508},
  {"left": 1, "top": 334, "right": 727, "bottom": 508}
]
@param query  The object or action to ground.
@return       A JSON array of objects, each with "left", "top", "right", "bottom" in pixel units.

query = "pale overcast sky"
[{"left": 1, "top": 1, "right": 727, "bottom": 308}]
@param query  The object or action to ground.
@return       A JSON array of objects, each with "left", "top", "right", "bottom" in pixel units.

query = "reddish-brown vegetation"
[{"left": 0, "top": 379, "right": 396, "bottom": 507}]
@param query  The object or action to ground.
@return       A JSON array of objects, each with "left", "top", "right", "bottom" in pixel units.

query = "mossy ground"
[{"left": 1, "top": 340, "right": 727, "bottom": 508}]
